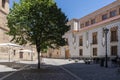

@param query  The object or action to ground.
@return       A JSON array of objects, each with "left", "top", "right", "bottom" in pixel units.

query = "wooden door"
[{"left": 65, "top": 49, "right": 70, "bottom": 59}]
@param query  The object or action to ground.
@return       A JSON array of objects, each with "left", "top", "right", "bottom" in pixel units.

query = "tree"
[{"left": 7, "top": 0, "right": 69, "bottom": 69}]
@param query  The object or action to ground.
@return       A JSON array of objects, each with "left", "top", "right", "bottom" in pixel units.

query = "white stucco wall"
[{"left": 65, "top": 20, "right": 120, "bottom": 58}]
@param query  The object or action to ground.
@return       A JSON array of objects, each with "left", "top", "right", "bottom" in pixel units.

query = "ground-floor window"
[
  {"left": 111, "top": 46, "right": 117, "bottom": 56},
  {"left": 19, "top": 52, "right": 23, "bottom": 58},
  {"left": 93, "top": 48, "right": 97, "bottom": 56},
  {"left": 13, "top": 50, "right": 16, "bottom": 55},
  {"left": 79, "top": 49, "right": 83, "bottom": 56}
]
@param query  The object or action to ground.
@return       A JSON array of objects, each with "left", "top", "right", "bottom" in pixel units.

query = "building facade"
[
  {"left": 64, "top": 0, "right": 120, "bottom": 59},
  {"left": 0, "top": 0, "right": 9, "bottom": 43},
  {"left": 0, "top": 0, "right": 10, "bottom": 60},
  {"left": 0, "top": 0, "right": 37, "bottom": 61}
]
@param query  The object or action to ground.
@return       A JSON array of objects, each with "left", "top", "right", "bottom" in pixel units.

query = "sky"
[{"left": 10, "top": 0, "right": 116, "bottom": 20}]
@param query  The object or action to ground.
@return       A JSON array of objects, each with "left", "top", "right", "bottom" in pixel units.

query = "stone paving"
[
  {"left": 0, "top": 62, "right": 28, "bottom": 79},
  {"left": 62, "top": 61, "right": 120, "bottom": 80},
  {"left": 0, "top": 58, "right": 120, "bottom": 80},
  {"left": 3, "top": 64, "right": 77, "bottom": 80},
  {"left": 43, "top": 58, "right": 120, "bottom": 80},
  {"left": 0, "top": 62, "right": 28, "bottom": 69}
]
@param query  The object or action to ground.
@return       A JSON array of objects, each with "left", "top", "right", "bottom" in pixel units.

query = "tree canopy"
[{"left": 7, "top": 0, "right": 69, "bottom": 68}]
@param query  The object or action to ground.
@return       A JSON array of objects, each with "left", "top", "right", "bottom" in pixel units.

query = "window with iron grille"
[
  {"left": 111, "top": 27, "right": 118, "bottom": 42},
  {"left": 93, "top": 48, "right": 97, "bottom": 56},
  {"left": 79, "top": 49, "right": 83, "bottom": 56},
  {"left": 79, "top": 36, "right": 83, "bottom": 46},
  {"left": 110, "top": 10, "right": 117, "bottom": 17},
  {"left": 92, "top": 32, "right": 97, "bottom": 44},
  {"left": 111, "top": 46, "right": 117, "bottom": 56},
  {"left": 85, "top": 21, "right": 89, "bottom": 27},
  {"left": 102, "top": 14, "right": 108, "bottom": 20},
  {"left": 91, "top": 19, "right": 96, "bottom": 24}
]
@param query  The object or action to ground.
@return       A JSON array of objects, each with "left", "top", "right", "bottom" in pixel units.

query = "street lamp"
[{"left": 104, "top": 28, "right": 109, "bottom": 68}]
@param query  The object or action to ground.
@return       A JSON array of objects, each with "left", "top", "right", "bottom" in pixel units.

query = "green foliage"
[{"left": 7, "top": 0, "right": 69, "bottom": 53}]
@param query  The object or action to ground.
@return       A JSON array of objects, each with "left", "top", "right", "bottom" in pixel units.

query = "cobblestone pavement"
[
  {"left": 43, "top": 58, "right": 120, "bottom": 80},
  {"left": 0, "top": 72, "right": 11, "bottom": 79},
  {"left": 63, "top": 62, "right": 120, "bottom": 80},
  {"left": 3, "top": 64, "right": 77, "bottom": 80},
  {"left": 0, "top": 62, "right": 28, "bottom": 79},
  {"left": 0, "top": 62, "right": 28, "bottom": 69},
  {"left": 1, "top": 58, "right": 120, "bottom": 80}
]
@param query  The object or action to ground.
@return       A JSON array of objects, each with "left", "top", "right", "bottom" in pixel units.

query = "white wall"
[{"left": 65, "top": 20, "right": 120, "bottom": 58}]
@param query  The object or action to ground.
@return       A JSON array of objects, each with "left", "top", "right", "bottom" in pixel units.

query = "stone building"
[
  {"left": 63, "top": 0, "right": 120, "bottom": 59},
  {"left": 0, "top": 0, "right": 9, "bottom": 43},
  {"left": 0, "top": 0, "right": 37, "bottom": 61},
  {"left": 0, "top": 0, "right": 10, "bottom": 60}
]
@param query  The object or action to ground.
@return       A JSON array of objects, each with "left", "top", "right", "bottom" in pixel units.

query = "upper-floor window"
[
  {"left": 92, "top": 32, "right": 97, "bottom": 44},
  {"left": 91, "top": 19, "right": 96, "bottom": 24},
  {"left": 85, "top": 21, "right": 89, "bottom": 27},
  {"left": 102, "top": 14, "right": 108, "bottom": 20},
  {"left": 93, "top": 48, "right": 97, "bottom": 56},
  {"left": 111, "top": 46, "right": 117, "bottom": 56},
  {"left": 2, "top": 0, "right": 5, "bottom": 8},
  {"left": 111, "top": 27, "right": 118, "bottom": 42},
  {"left": 80, "top": 23, "right": 84, "bottom": 28},
  {"left": 110, "top": 10, "right": 117, "bottom": 17},
  {"left": 79, "top": 36, "right": 83, "bottom": 46}
]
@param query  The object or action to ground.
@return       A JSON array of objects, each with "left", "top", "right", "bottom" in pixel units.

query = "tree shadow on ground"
[{"left": 0, "top": 62, "right": 27, "bottom": 69}]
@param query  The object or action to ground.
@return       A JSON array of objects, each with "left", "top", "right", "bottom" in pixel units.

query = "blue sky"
[{"left": 10, "top": 0, "right": 116, "bottom": 20}]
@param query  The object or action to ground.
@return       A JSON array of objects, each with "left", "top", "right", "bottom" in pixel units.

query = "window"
[
  {"left": 80, "top": 24, "right": 84, "bottom": 28},
  {"left": 110, "top": 10, "right": 117, "bottom": 17},
  {"left": 79, "top": 36, "right": 83, "bottom": 46},
  {"left": 91, "top": 19, "right": 96, "bottom": 24},
  {"left": 92, "top": 32, "right": 97, "bottom": 44},
  {"left": 79, "top": 49, "right": 83, "bottom": 56},
  {"left": 85, "top": 21, "right": 89, "bottom": 27},
  {"left": 111, "top": 46, "right": 117, "bottom": 56},
  {"left": 111, "top": 27, "right": 118, "bottom": 42},
  {"left": 13, "top": 50, "right": 16, "bottom": 55},
  {"left": 2, "top": 0, "right": 5, "bottom": 8},
  {"left": 102, "top": 14, "right": 108, "bottom": 20},
  {"left": 93, "top": 48, "right": 97, "bottom": 56},
  {"left": 119, "top": 8, "right": 120, "bottom": 14}
]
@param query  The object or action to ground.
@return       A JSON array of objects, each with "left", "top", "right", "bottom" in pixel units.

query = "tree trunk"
[
  {"left": 36, "top": 39, "right": 41, "bottom": 69},
  {"left": 37, "top": 51, "right": 40, "bottom": 69}
]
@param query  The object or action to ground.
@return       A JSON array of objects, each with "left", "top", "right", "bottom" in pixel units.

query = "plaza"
[
  {"left": 0, "top": 58, "right": 119, "bottom": 80},
  {"left": 0, "top": 0, "right": 120, "bottom": 80}
]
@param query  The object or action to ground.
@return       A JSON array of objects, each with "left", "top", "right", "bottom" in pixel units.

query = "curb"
[{"left": 0, "top": 65, "right": 29, "bottom": 80}]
